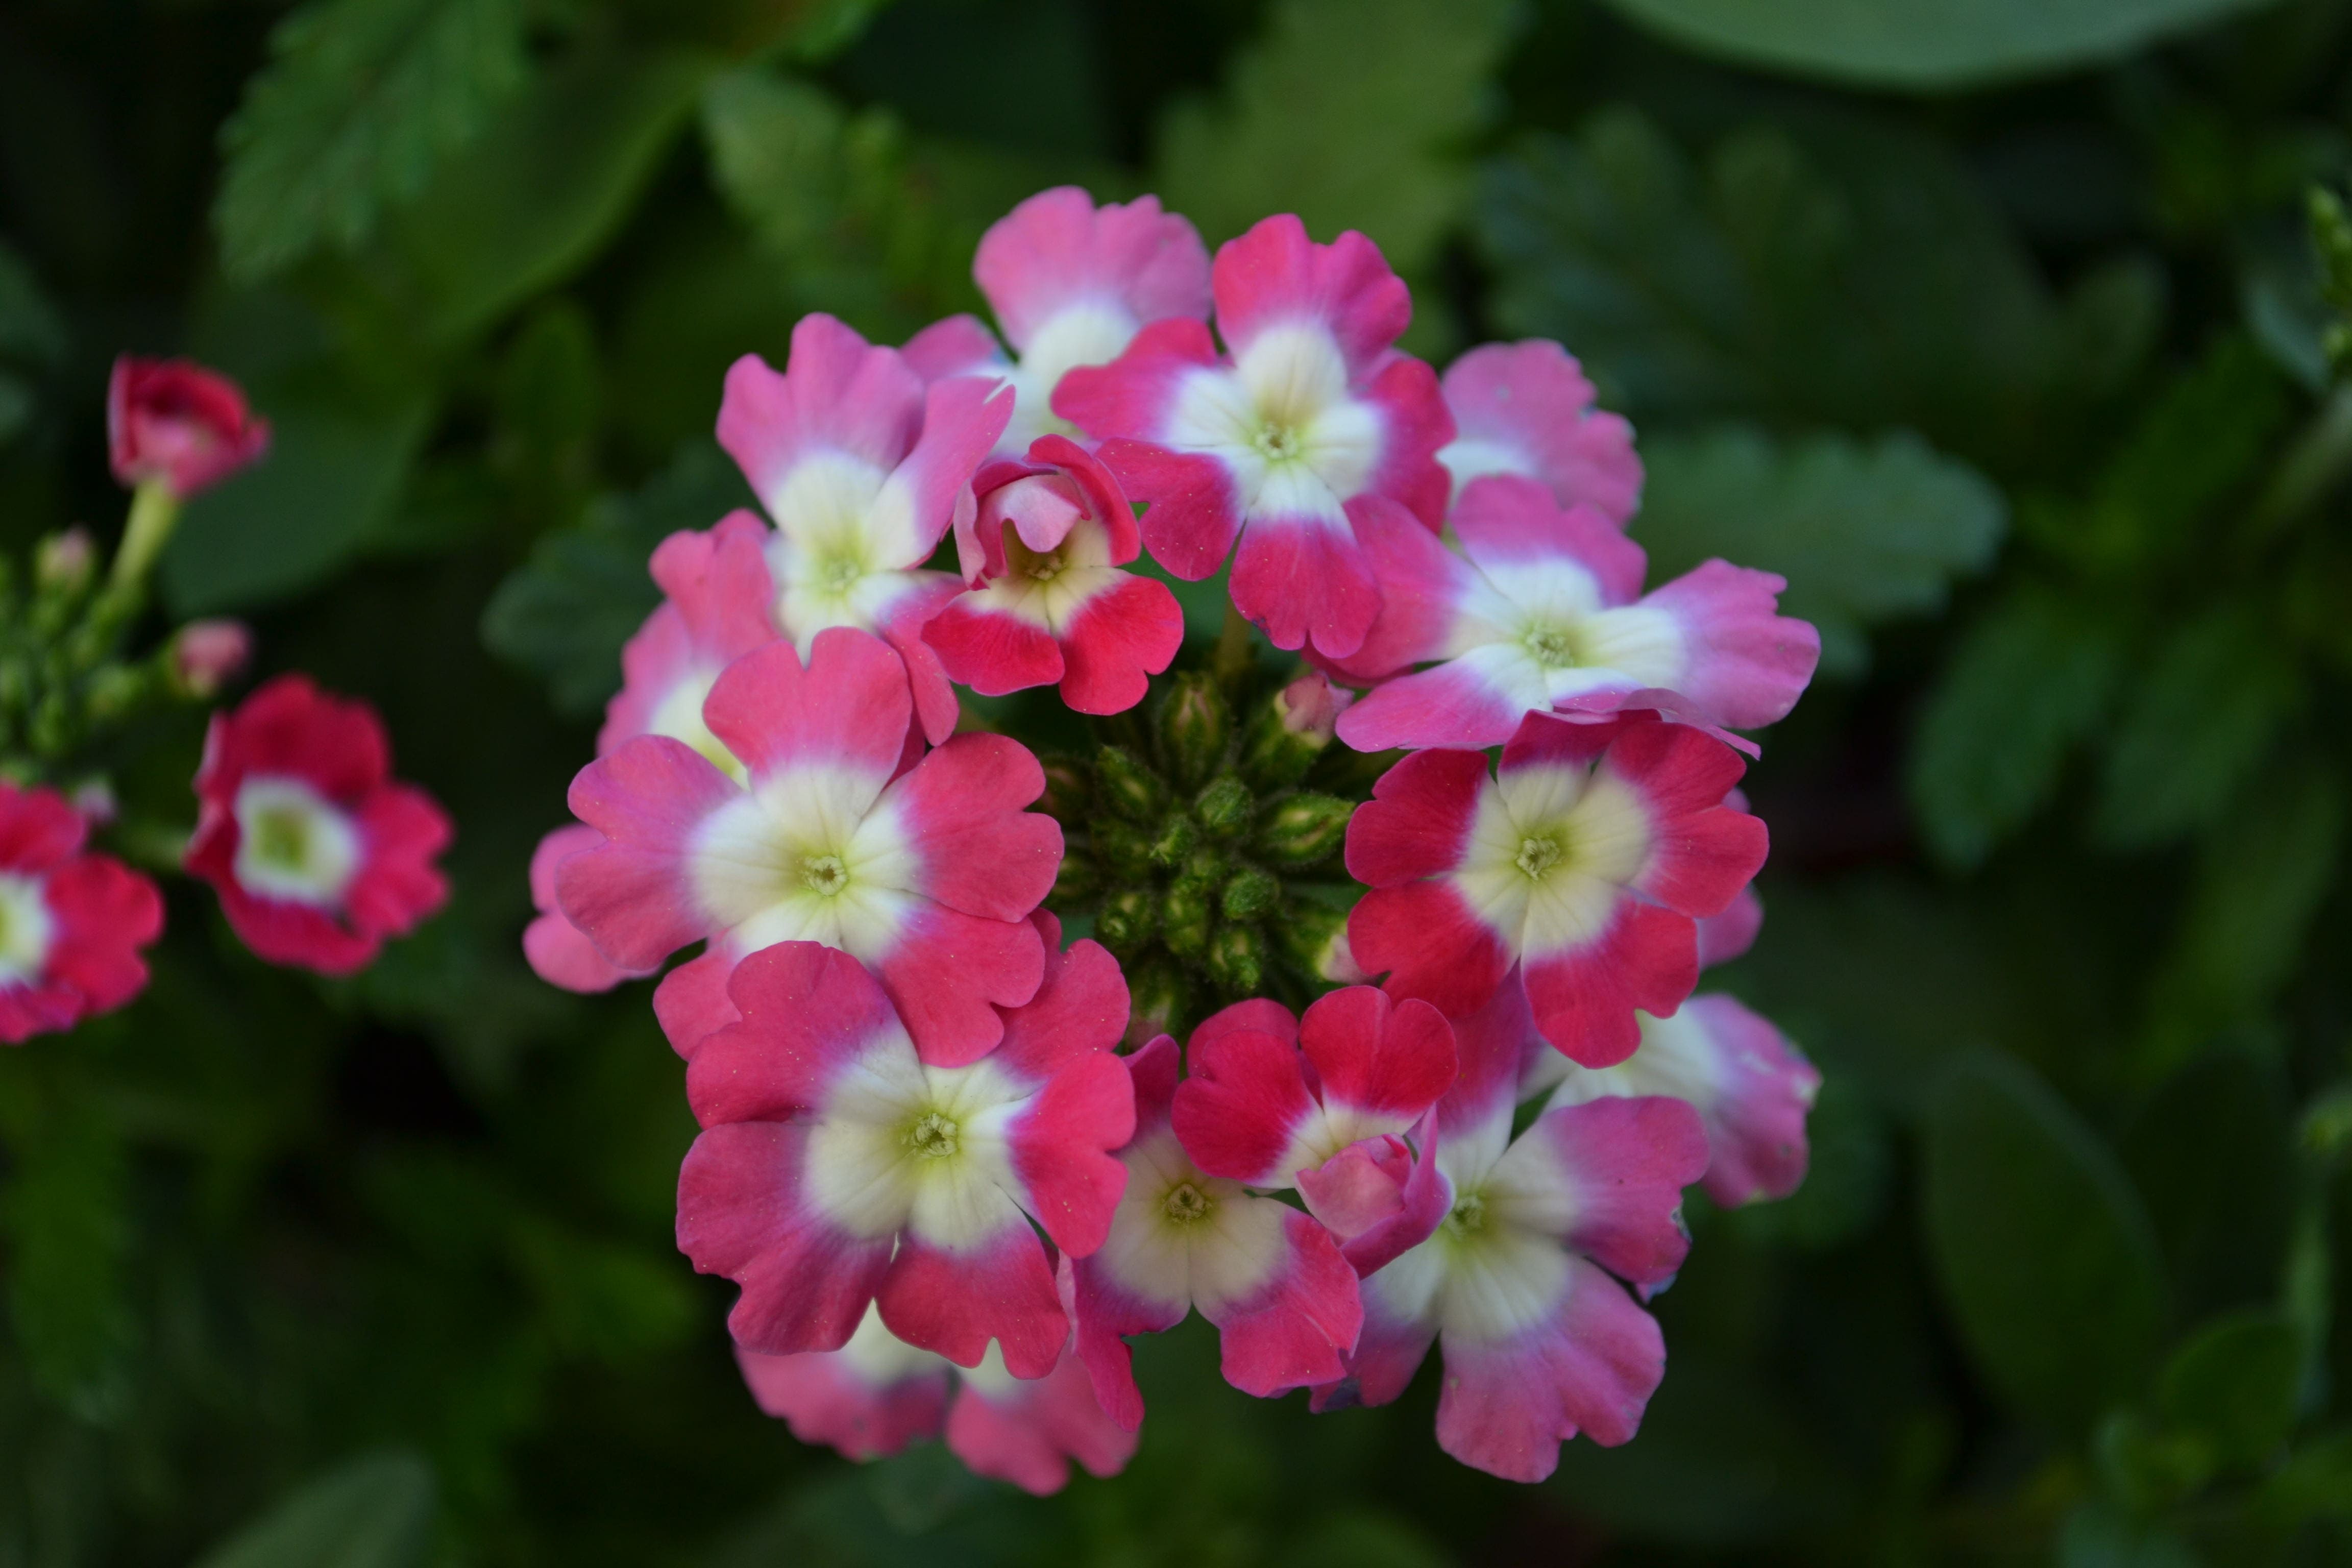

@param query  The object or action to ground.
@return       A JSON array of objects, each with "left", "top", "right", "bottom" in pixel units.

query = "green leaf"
[
  {"left": 2056, "top": 1501, "right": 2203, "bottom": 1568},
  {"left": 2158, "top": 1309, "right": 2304, "bottom": 1466},
  {"left": 1921, "top": 1051, "right": 2167, "bottom": 1431},
  {"left": 1909, "top": 585, "right": 2126, "bottom": 867},
  {"left": 193, "top": 1450, "right": 436, "bottom": 1568},
  {"left": 1476, "top": 106, "right": 2137, "bottom": 464},
  {"left": 382, "top": 44, "right": 718, "bottom": 343},
  {"left": 2092, "top": 605, "right": 2301, "bottom": 850},
  {"left": 2121, "top": 1047, "right": 2295, "bottom": 1322},
  {"left": 1155, "top": 0, "right": 1517, "bottom": 274},
  {"left": 2256, "top": 1429, "right": 2352, "bottom": 1525},
  {"left": 481, "top": 440, "right": 754, "bottom": 715},
  {"left": 213, "top": 0, "right": 530, "bottom": 281},
  {"left": 1634, "top": 425, "right": 2006, "bottom": 676},
  {"left": 1597, "top": 0, "right": 2276, "bottom": 91},
  {"left": 0, "top": 237, "right": 66, "bottom": 365}
]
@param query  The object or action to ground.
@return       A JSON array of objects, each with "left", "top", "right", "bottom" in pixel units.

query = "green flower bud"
[
  {"left": 1047, "top": 851, "right": 1099, "bottom": 906},
  {"left": 84, "top": 663, "right": 152, "bottom": 720},
  {"left": 1275, "top": 899, "right": 1364, "bottom": 982},
  {"left": 1241, "top": 671, "right": 1349, "bottom": 786},
  {"left": 1125, "top": 957, "right": 1193, "bottom": 1046},
  {"left": 1096, "top": 888, "right": 1158, "bottom": 953},
  {"left": 1221, "top": 866, "right": 1280, "bottom": 922},
  {"left": 34, "top": 528, "right": 95, "bottom": 596},
  {"left": 1194, "top": 774, "right": 1253, "bottom": 839},
  {"left": 1206, "top": 923, "right": 1266, "bottom": 995},
  {"left": 1095, "top": 818, "right": 1155, "bottom": 878},
  {"left": 1172, "top": 848, "right": 1227, "bottom": 896},
  {"left": 1162, "top": 883, "right": 1213, "bottom": 958},
  {"left": 1255, "top": 792, "right": 1355, "bottom": 866},
  {"left": 1148, "top": 810, "right": 1200, "bottom": 867},
  {"left": 1039, "top": 753, "right": 1092, "bottom": 820},
  {"left": 1156, "top": 673, "right": 1231, "bottom": 785},
  {"left": 1094, "top": 745, "right": 1165, "bottom": 820}
]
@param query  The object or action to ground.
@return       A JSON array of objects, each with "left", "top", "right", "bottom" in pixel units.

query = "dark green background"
[{"left": 2, "top": 0, "right": 2350, "bottom": 1562}]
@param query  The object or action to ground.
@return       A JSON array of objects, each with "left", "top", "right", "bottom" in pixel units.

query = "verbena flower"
[
  {"left": 1056, "top": 214, "right": 1451, "bottom": 660},
  {"left": 905, "top": 186, "right": 1212, "bottom": 455},
  {"left": 1332, "top": 476, "right": 1819, "bottom": 752},
  {"left": 676, "top": 929, "right": 1132, "bottom": 1378},
  {"left": 1344, "top": 710, "right": 1766, "bottom": 1067},
  {"left": 0, "top": 781, "right": 163, "bottom": 1043},
  {"left": 717, "top": 314, "right": 1011, "bottom": 744},
  {"left": 1315, "top": 979, "right": 1708, "bottom": 1482},
  {"left": 556, "top": 628, "right": 1061, "bottom": 1062},
  {"left": 107, "top": 355, "right": 271, "bottom": 499},
  {"left": 185, "top": 675, "right": 450, "bottom": 976},
  {"left": 923, "top": 435, "right": 1185, "bottom": 715},
  {"left": 1434, "top": 339, "right": 1642, "bottom": 521}
]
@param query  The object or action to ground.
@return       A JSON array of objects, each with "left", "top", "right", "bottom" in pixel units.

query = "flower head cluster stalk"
[
  {"left": 527, "top": 186, "right": 1824, "bottom": 1489},
  {"left": 1, "top": 356, "right": 451, "bottom": 1044}
]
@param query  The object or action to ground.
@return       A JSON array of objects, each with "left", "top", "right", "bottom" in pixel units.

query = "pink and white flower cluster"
[{"left": 522, "top": 186, "right": 1821, "bottom": 1490}]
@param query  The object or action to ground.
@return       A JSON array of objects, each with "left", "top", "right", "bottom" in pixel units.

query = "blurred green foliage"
[{"left": 2, "top": 0, "right": 2351, "bottom": 1563}]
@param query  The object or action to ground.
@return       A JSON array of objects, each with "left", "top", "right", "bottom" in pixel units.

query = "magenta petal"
[
  {"left": 1697, "top": 885, "right": 1763, "bottom": 969},
  {"left": 1112, "top": 439, "right": 1243, "bottom": 581},
  {"left": 1171, "top": 1026, "right": 1319, "bottom": 1187},
  {"left": 1684, "top": 994, "right": 1819, "bottom": 1206},
  {"left": 903, "top": 313, "right": 1005, "bottom": 382},
  {"left": 557, "top": 737, "right": 741, "bottom": 969},
  {"left": 878, "top": 1227, "right": 1067, "bottom": 1379},
  {"left": 1451, "top": 474, "right": 1646, "bottom": 606},
  {"left": 946, "top": 1347, "right": 1139, "bottom": 1493},
  {"left": 1522, "top": 902, "right": 1700, "bottom": 1069},
  {"left": 1337, "top": 1121, "right": 1453, "bottom": 1276},
  {"left": 1210, "top": 215, "right": 1409, "bottom": 380},
  {"left": 1009, "top": 1050, "right": 1135, "bottom": 1257},
  {"left": 925, "top": 596, "right": 1067, "bottom": 697},
  {"left": 1313, "top": 1285, "right": 1438, "bottom": 1413},
  {"left": 1329, "top": 494, "right": 1468, "bottom": 683},
  {"left": 1638, "top": 558, "right": 1821, "bottom": 730},
  {"left": 737, "top": 1343, "right": 949, "bottom": 1461},
  {"left": 702, "top": 630, "right": 912, "bottom": 785},
  {"left": 1297, "top": 986, "right": 1456, "bottom": 1128},
  {"left": 1348, "top": 881, "right": 1512, "bottom": 1021},
  {"left": 1054, "top": 316, "right": 1219, "bottom": 444},
  {"left": 718, "top": 320, "right": 923, "bottom": 509},
  {"left": 653, "top": 944, "right": 740, "bottom": 1059},
  {"left": 892, "top": 733, "right": 1060, "bottom": 920},
  {"left": 1058, "top": 574, "right": 1184, "bottom": 716},
  {"left": 1229, "top": 511, "right": 1380, "bottom": 659},
  {"left": 993, "top": 929, "right": 1131, "bottom": 1082},
  {"left": 1336, "top": 660, "right": 1531, "bottom": 753},
  {"left": 1528, "top": 1096, "right": 1707, "bottom": 1287},
  {"left": 1071, "top": 1247, "right": 1187, "bottom": 1433},
  {"left": 1343, "top": 747, "right": 1487, "bottom": 887},
  {"left": 1440, "top": 340, "right": 1642, "bottom": 524},
  {"left": 1599, "top": 720, "right": 1767, "bottom": 917},
  {"left": 677, "top": 1120, "right": 894, "bottom": 1356},
  {"left": 1204, "top": 1207, "right": 1365, "bottom": 1398},
  {"left": 976, "top": 187, "right": 1210, "bottom": 351},
  {"left": 1432, "top": 1258, "right": 1664, "bottom": 1481},
  {"left": 685, "top": 943, "right": 903, "bottom": 1128},
  {"left": 1358, "top": 353, "right": 1453, "bottom": 529},
  {"left": 1295, "top": 1136, "right": 1411, "bottom": 1238},
  {"left": 877, "top": 902, "right": 1045, "bottom": 1067}
]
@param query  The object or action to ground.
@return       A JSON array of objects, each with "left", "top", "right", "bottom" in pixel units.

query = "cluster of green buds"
[
  {"left": 1040, "top": 650, "right": 1396, "bottom": 1041},
  {"left": 0, "top": 520, "right": 248, "bottom": 781}
]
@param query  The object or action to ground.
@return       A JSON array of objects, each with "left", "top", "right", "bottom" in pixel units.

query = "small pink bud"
[
  {"left": 107, "top": 355, "right": 271, "bottom": 500},
  {"left": 34, "top": 527, "right": 96, "bottom": 592},
  {"left": 1276, "top": 671, "right": 1352, "bottom": 744},
  {"left": 69, "top": 779, "right": 118, "bottom": 826},
  {"left": 169, "top": 619, "right": 252, "bottom": 697}
]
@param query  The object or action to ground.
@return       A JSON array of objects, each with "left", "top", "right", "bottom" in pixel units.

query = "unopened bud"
[
  {"left": 1156, "top": 673, "right": 1231, "bottom": 785},
  {"left": 1047, "top": 850, "right": 1099, "bottom": 906},
  {"left": 1171, "top": 848, "right": 1227, "bottom": 896},
  {"left": 167, "top": 619, "right": 252, "bottom": 697},
  {"left": 1149, "top": 810, "right": 1200, "bottom": 867},
  {"left": 1277, "top": 901, "right": 1364, "bottom": 983},
  {"left": 1094, "top": 745, "right": 1165, "bottom": 820},
  {"left": 1126, "top": 957, "right": 1192, "bottom": 1047},
  {"left": 1195, "top": 775, "right": 1253, "bottom": 839},
  {"left": 1162, "top": 883, "right": 1213, "bottom": 958},
  {"left": 34, "top": 528, "right": 96, "bottom": 594},
  {"left": 1039, "top": 753, "right": 1092, "bottom": 820},
  {"left": 85, "top": 663, "right": 150, "bottom": 719},
  {"left": 1255, "top": 792, "right": 1354, "bottom": 866},
  {"left": 1221, "top": 866, "right": 1280, "bottom": 922},
  {"left": 1096, "top": 888, "right": 1158, "bottom": 953},
  {"left": 69, "top": 779, "right": 119, "bottom": 826},
  {"left": 1243, "top": 671, "right": 1354, "bottom": 785},
  {"left": 1206, "top": 923, "right": 1266, "bottom": 995},
  {"left": 1095, "top": 818, "right": 1155, "bottom": 877}
]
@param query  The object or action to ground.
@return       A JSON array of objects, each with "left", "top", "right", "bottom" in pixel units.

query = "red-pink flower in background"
[
  {"left": 107, "top": 356, "right": 271, "bottom": 500},
  {"left": 184, "top": 675, "right": 451, "bottom": 976},
  {"left": 0, "top": 781, "right": 163, "bottom": 1044}
]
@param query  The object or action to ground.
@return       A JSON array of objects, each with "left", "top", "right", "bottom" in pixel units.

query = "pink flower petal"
[
  {"left": 1451, "top": 474, "right": 1646, "bottom": 606},
  {"left": 1058, "top": 573, "right": 1184, "bottom": 716},
  {"left": 975, "top": 187, "right": 1210, "bottom": 352},
  {"left": 717, "top": 318, "right": 923, "bottom": 514},
  {"left": 1637, "top": 559, "right": 1820, "bottom": 730},
  {"left": 1229, "top": 508, "right": 1381, "bottom": 659},
  {"left": 947, "top": 1343, "right": 1139, "bottom": 1494},
  {"left": 737, "top": 1339, "right": 949, "bottom": 1462},
  {"left": 879, "top": 1225, "right": 1066, "bottom": 1379},
  {"left": 1521, "top": 1095, "right": 1706, "bottom": 1286},
  {"left": 1438, "top": 340, "right": 1641, "bottom": 523},
  {"left": 1210, "top": 215, "right": 1409, "bottom": 380},
  {"left": 703, "top": 629, "right": 914, "bottom": 786}
]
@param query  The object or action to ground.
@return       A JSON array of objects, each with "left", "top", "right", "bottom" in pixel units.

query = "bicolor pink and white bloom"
[
  {"left": 1526, "top": 992, "right": 1818, "bottom": 1208},
  {"left": 923, "top": 435, "right": 1185, "bottom": 715},
  {"left": 676, "top": 931, "right": 1132, "bottom": 1379},
  {"left": 0, "top": 782, "right": 164, "bottom": 1044},
  {"left": 1332, "top": 478, "right": 1819, "bottom": 753},
  {"left": 1315, "top": 979, "right": 1707, "bottom": 1482},
  {"left": 185, "top": 676, "right": 451, "bottom": 976},
  {"left": 738, "top": 1295, "right": 1138, "bottom": 1494},
  {"left": 107, "top": 355, "right": 271, "bottom": 499},
  {"left": 557, "top": 629, "right": 1060, "bottom": 1062},
  {"left": 1434, "top": 340, "right": 1641, "bottom": 520},
  {"left": 525, "top": 517, "right": 783, "bottom": 994},
  {"left": 1056, "top": 214, "right": 1452, "bottom": 660},
  {"left": 904, "top": 187, "right": 1212, "bottom": 455},
  {"left": 717, "top": 314, "right": 1011, "bottom": 744},
  {"left": 1345, "top": 710, "right": 1767, "bottom": 1068}
]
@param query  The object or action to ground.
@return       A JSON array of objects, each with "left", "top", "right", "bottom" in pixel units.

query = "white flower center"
[
  {"left": 646, "top": 670, "right": 745, "bottom": 783},
  {"left": 1452, "top": 763, "right": 1656, "bottom": 960},
  {"left": 1522, "top": 622, "right": 1578, "bottom": 669},
  {"left": 0, "top": 872, "right": 56, "bottom": 989},
  {"left": 233, "top": 777, "right": 360, "bottom": 907},
  {"left": 688, "top": 765, "right": 919, "bottom": 961}
]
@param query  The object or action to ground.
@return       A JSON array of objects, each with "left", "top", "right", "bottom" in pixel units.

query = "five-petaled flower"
[
  {"left": 185, "top": 675, "right": 451, "bottom": 976},
  {"left": 1071, "top": 987, "right": 1454, "bottom": 1428},
  {"left": 1056, "top": 214, "right": 1452, "bottom": 660},
  {"left": 0, "top": 781, "right": 163, "bottom": 1044},
  {"left": 1333, "top": 476, "right": 1819, "bottom": 753},
  {"left": 107, "top": 355, "right": 272, "bottom": 500},
  {"left": 905, "top": 186, "right": 1212, "bottom": 456},
  {"left": 924, "top": 435, "right": 1185, "bottom": 715},
  {"left": 556, "top": 627, "right": 1061, "bottom": 1061},
  {"left": 1345, "top": 709, "right": 1767, "bottom": 1068},
  {"left": 677, "top": 926, "right": 1133, "bottom": 1379},
  {"left": 717, "top": 313, "right": 1012, "bottom": 745},
  {"left": 1315, "top": 979, "right": 1708, "bottom": 1483}
]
